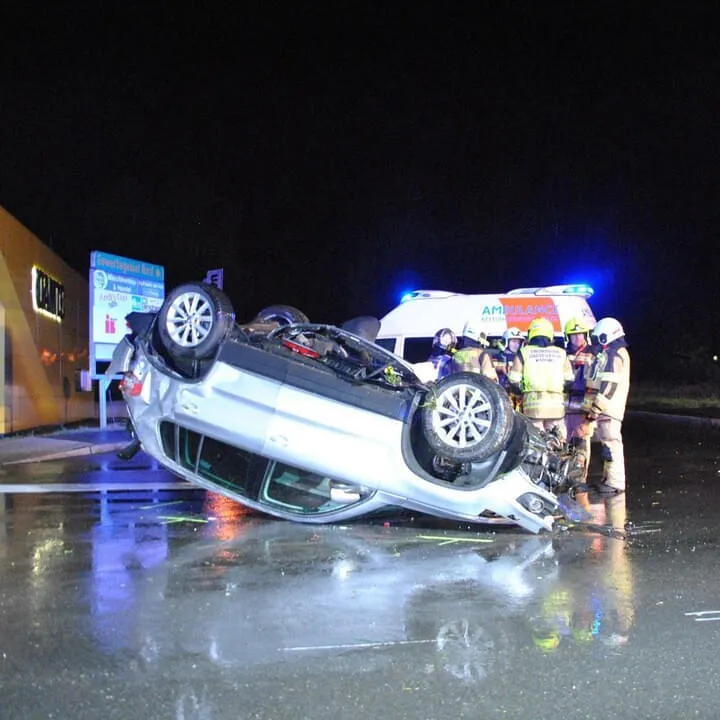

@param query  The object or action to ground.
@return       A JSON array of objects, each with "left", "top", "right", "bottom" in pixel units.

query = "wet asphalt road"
[{"left": 1, "top": 415, "right": 719, "bottom": 720}]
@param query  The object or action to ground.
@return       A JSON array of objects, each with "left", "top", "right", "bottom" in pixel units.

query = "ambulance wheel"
[
  {"left": 421, "top": 372, "right": 514, "bottom": 462},
  {"left": 157, "top": 282, "right": 235, "bottom": 360}
]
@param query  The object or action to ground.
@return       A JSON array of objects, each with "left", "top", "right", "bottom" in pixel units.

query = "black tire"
[
  {"left": 156, "top": 282, "right": 235, "bottom": 360},
  {"left": 253, "top": 304, "right": 309, "bottom": 326},
  {"left": 341, "top": 316, "right": 381, "bottom": 342},
  {"left": 421, "top": 372, "right": 514, "bottom": 462}
]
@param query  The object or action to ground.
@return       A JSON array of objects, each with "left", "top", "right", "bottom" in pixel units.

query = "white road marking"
[
  {"left": 416, "top": 534, "right": 494, "bottom": 544},
  {"left": 685, "top": 610, "right": 720, "bottom": 622},
  {"left": 283, "top": 639, "right": 435, "bottom": 652},
  {"left": 0, "top": 482, "right": 195, "bottom": 494}
]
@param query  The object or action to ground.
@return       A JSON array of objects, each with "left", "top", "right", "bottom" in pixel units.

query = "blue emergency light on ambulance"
[
  {"left": 377, "top": 284, "right": 597, "bottom": 383},
  {"left": 400, "top": 289, "right": 455, "bottom": 303}
]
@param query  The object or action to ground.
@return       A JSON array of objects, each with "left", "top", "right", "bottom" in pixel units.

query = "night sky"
[{"left": 2, "top": 4, "right": 719, "bottom": 372}]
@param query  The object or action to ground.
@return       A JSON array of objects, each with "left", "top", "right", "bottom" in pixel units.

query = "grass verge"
[{"left": 629, "top": 382, "right": 720, "bottom": 418}]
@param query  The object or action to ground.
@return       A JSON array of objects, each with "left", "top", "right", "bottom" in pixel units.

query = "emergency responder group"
[{"left": 428, "top": 315, "right": 630, "bottom": 494}]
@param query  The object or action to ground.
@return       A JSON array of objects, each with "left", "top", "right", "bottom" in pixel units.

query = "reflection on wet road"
[
  {"left": 0, "top": 452, "right": 189, "bottom": 493},
  {"left": 0, "top": 415, "right": 719, "bottom": 719}
]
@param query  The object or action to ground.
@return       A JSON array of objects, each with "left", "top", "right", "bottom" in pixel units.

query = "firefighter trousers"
[
  {"left": 594, "top": 417, "right": 626, "bottom": 490},
  {"left": 565, "top": 412, "right": 592, "bottom": 482},
  {"left": 528, "top": 418, "right": 567, "bottom": 443}
]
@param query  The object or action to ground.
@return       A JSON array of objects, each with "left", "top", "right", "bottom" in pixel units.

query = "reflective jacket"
[
  {"left": 566, "top": 342, "right": 595, "bottom": 414},
  {"left": 450, "top": 347, "right": 498, "bottom": 382},
  {"left": 508, "top": 344, "right": 574, "bottom": 420},
  {"left": 584, "top": 341, "right": 631, "bottom": 421}
]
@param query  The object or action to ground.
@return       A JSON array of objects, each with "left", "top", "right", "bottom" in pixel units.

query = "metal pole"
[{"left": 98, "top": 376, "right": 109, "bottom": 429}]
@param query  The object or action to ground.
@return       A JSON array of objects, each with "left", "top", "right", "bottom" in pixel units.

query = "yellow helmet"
[
  {"left": 571, "top": 625, "right": 595, "bottom": 644},
  {"left": 527, "top": 317, "right": 554, "bottom": 342},
  {"left": 533, "top": 629, "right": 561, "bottom": 653},
  {"left": 563, "top": 317, "right": 592, "bottom": 342}
]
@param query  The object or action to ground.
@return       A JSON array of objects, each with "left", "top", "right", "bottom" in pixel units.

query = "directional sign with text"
[{"left": 90, "top": 251, "right": 165, "bottom": 367}]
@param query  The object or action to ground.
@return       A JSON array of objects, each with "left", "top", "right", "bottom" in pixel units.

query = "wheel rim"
[
  {"left": 431, "top": 382, "right": 493, "bottom": 449},
  {"left": 436, "top": 620, "right": 495, "bottom": 682},
  {"left": 165, "top": 291, "right": 214, "bottom": 347}
]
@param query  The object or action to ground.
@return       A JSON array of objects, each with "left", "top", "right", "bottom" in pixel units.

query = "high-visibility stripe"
[
  {"left": 521, "top": 391, "right": 566, "bottom": 419},
  {"left": 507, "top": 369, "right": 523, "bottom": 384}
]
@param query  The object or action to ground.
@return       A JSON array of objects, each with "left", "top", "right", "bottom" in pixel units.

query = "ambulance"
[{"left": 375, "top": 284, "right": 597, "bottom": 382}]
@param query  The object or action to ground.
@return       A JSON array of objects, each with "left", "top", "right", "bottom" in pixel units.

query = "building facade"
[{"left": 0, "top": 206, "right": 94, "bottom": 434}]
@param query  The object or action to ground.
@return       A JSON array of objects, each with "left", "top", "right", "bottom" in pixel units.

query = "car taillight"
[
  {"left": 120, "top": 373, "right": 143, "bottom": 397},
  {"left": 282, "top": 339, "right": 320, "bottom": 359}
]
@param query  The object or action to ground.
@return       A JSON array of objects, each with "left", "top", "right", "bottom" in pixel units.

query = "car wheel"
[
  {"left": 421, "top": 372, "right": 514, "bottom": 462},
  {"left": 404, "top": 584, "right": 513, "bottom": 684},
  {"left": 435, "top": 619, "right": 498, "bottom": 683},
  {"left": 253, "top": 304, "right": 309, "bottom": 325},
  {"left": 157, "top": 282, "right": 235, "bottom": 359}
]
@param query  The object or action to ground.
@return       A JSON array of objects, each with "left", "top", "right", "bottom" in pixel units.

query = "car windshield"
[{"left": 160, "top": 421, "right": 370, "bottom": 515}]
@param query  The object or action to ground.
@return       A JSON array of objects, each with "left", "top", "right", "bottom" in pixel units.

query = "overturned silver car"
[{"left": 108, "top": 282, "right": 584, "bottom": 533}]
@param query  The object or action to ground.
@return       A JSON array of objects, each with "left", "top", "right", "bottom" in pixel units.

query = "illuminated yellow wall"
[{"left": 0, "top": 206, "right": 94, "bottom": 433}]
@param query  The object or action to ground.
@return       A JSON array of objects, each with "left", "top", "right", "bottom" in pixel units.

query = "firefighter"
[
  {"left": 449, "top": 319, "right": 498, "bottom": 381},
  {"left": 428, "top": 327, "right": 457, "bottom": 380},
  {"left": 495, "top": 327, "right": 525, "bottom": 409},
  {"left": 563, "top": 317, "right": 596, "bottom": 481},
  {"left": 507, "top": 317, "right": 574, "bottom": 440},
  {"left": 583, "top": 317, "right": 630, "bottom": 494}
]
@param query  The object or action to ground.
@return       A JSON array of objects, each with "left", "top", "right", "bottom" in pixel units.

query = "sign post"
[
  {"left": 204, "top": 268, "right": 224, "bottom": 289},
  {"left": 89, "top": 252, "right": 165, "bottom": 428}
]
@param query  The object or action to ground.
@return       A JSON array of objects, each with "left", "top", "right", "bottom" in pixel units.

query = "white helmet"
[
  {"left": 461, "top": 319, "right": 489, "bottom": 347},
  {"left": 503, "top": 326, "right": 525, "bottom": 342},
  {"left": 592, "top": 317, "right": 625, "bottom": 346}
]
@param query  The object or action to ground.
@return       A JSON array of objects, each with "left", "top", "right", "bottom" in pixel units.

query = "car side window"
[
  {"left": 159, "top": 421, "right": 178, "bottom": 462},
  {"left": 402, "top": 337, "right": 433, "bottom": 364},
  {"left": 261, "top": 463, "right": 348, "bottom": 514},
  {"left": 196, "top": 435, "right": 260, "bottom": 498},
  {"left": 178, "top": 426, "right": 202, "bottom": 470}
]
